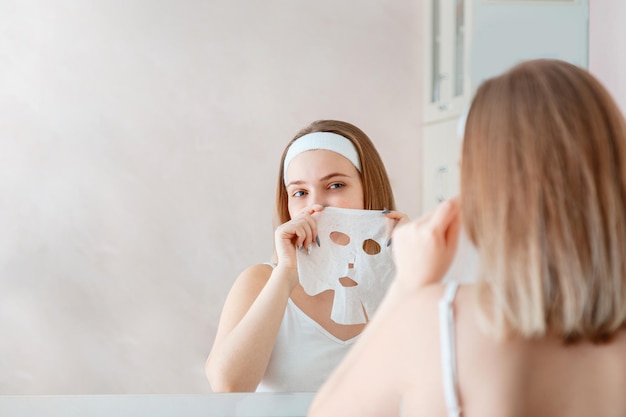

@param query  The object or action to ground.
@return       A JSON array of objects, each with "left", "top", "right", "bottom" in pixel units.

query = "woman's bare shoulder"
[
  {"left": 400, "top": 282, "right": 475, "bottom": 318},
  {"left": 390, "top": 283, "right": 480, "bottom": 371},
  {"left": 230, "top": 263, "right": 274, "bottom": 294},
  {"left": 382, "top": 284, "right": 472, "bottom": 412},
  {"left": 237, "top": 263, "right": 274, "bottom": 280},
  {"left": 374, "top": 283, "right": 469, "bottom": 360},
  {"left": 214, "top": 263, "right": 276, "bottom": 332}
]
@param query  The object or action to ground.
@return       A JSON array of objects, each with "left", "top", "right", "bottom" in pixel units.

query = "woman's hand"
[
  {"left": 382, "top": 209, "right": 410, "bottom": 244},
  {"left": 274, "top": 204, "right": 326, "bottom": 271},
  {"left": 391, "top": 197, "right": 460, "bottom": 292}
]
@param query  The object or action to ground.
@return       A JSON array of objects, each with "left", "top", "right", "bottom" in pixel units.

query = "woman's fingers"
[
  {"left": 442, "top": 197, "right": 461, "bottom": 252},
  {"left": 307, "top": 203, "right": 327, "bottom": 216},
  {"left": 382, "top": 210, "right": 409, "bottom": 224},
  {"left": 430, "top": 197, "right": 460, "bottom": 239},
  {"left": 391, "top": 197, "right": 461, "bottom": 289},
  {"left": 293, "top": 219, "right": 315, "bottom": 250},
  {"left": 382, "top": 210, "right": 410, "bottom": 243},
  {"left": 276, "top": 204, "right": 325, "bottom": 251},
  {"left": 277, "top": 217, "right": 312, "bottom": 249}
]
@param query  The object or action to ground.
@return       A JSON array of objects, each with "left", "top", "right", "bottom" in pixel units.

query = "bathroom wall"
[
  {"left": 0, "top": 0, "right": 424, "bottom": 394},
  {"left": 3, "top": 0, "right": 624, "bottom": 396},
  {"left": 589, "top": 0, "right": 626, "bottom": 113}
]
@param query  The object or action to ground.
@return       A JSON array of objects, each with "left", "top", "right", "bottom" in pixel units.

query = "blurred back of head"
[{"left": 461, "top": 59, "right": 626, "bottom": 343}]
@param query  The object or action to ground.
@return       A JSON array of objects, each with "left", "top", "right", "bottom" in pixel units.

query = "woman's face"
[{"left": 285, "top": 149, "right": 364, "bottom": 218}]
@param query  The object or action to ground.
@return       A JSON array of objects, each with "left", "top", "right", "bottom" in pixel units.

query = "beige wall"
[
  {"left": 589, "top": 0, "right": 626, "bottom": 113},
  {"left": 0, "top": 1, "right": 423, "bottom": 394}
]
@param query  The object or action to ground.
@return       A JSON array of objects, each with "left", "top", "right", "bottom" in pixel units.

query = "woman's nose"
[{"left": 309, "top": 191, "right": 327, "bottom": 208}]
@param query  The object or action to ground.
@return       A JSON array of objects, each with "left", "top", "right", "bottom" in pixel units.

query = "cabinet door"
[
  {"left": 422, "top": 120, "right": 462, "bottom": 213},
  {"left": 421, "top": 0, "right": 470, "bottom": 213},
  {"left": 423, "top": 0, "right": 470, "bottom": 124}
]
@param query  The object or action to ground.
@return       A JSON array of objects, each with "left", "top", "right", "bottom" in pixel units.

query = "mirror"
[{"left": 0, "top": 0, "right": 604, "bottom": 395}]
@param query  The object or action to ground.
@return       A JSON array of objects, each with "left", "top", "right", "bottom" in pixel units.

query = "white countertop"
[{"left": 0, "top": 393, "right": 315, "bottom": 417}]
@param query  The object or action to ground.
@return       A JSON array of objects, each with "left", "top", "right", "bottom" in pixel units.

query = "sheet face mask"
[{"left": 296, "top": 207, "right": 395, "bottom": 325}]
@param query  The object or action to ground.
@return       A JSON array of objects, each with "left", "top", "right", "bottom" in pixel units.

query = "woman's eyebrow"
[
  {"left": 286, "top": 173, "right": 352, "bottom": 188},
  {"left": 318, "top": 173, "right": 351, "bottom": 182},
  {"left": 285, "top": 180, "right": 305, "bottom": 188}
]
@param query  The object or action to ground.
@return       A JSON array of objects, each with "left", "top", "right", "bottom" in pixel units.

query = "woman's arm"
[
  {"left": 309, "top": 199, "right": 460, "bottom": 415},
  {"left": 205, "top": 204, "right": 325, "bottom": 392},
  {"left": 205, "top": 263, "right": 297, "bottom": 392},
  {"left": 369, "top": 199, "right": 460, "bottom": 327}
]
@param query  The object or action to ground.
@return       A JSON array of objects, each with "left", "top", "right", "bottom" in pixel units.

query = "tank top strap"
[{"left": 438, "top": 280, "right": 461, "bottom": 417}]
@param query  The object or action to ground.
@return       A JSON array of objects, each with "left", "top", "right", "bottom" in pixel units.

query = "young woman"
[
  {"left": 309, "top": 60, "right": 626, "bottom": 416},
  {"left": 205, "top": 119, "right": 407, "bottom": 392}
]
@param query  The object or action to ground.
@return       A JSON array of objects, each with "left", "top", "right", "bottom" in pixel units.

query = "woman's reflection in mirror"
[{"left": 205, "top": 119, "right": 408, "bottom": 392}]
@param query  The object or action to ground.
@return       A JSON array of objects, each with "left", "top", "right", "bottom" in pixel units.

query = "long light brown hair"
[
  {"left": 462, "top": 59, "right": 626, "bottom": 343},
  {"left": 275, "top": 120, "right": 396, "bottom": 225}
]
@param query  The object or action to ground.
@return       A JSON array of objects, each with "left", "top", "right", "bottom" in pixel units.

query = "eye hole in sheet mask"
[
  {"left": 330, "top": 231, "right": 357, "bottom": 287},
  {"left": 330, "top": 231, "right": 350, "bottom": 246},
  {"left": 362, "top": 239, "right": 381, "bottom": 255}
]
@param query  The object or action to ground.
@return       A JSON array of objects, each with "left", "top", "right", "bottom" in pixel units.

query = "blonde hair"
[
  {"left": 462, "top": 59, "right": 626, "bottom": 343},
  {"left": 274, "top": 120, "right": 396, "bottom": 225}
]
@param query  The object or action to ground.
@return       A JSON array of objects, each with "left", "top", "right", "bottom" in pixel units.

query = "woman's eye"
[
  {"left": 329, "top": 183, "right": 344, "bottom": 190},
  {"left": 292, "top": 190, "right": 307, "bottom": 197}
]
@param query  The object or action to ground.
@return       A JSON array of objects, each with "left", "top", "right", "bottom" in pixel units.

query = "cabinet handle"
[
  {"left": 435, "top": 166, "right": 448, "bottom": 203},
  {"left": 434, "top": 73, "right": 449, "bottom": 111}
]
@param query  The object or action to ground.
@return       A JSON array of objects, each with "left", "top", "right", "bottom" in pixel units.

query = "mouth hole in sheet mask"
[
  {"left": 330, "top": 231, "right": 350, "bottom": 246},
  {"left": 339, "top": 277, "right": 358, "bottom": 287}
]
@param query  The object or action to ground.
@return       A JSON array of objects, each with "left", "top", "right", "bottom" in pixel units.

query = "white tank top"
[
  {"left": 256, "top": 297, "right": 358, "bottom": 392},
  {"left": 439, "top": 280, "right": 461, "bottom": 416}
]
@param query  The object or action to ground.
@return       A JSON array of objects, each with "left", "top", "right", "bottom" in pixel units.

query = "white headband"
[{"left": 283, "top": 132, "right": 362, "bottom": 184}]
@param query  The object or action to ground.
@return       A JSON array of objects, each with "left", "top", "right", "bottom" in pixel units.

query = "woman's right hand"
[{"left": 274, "top": 204, "right": 326, "bottom": 271}]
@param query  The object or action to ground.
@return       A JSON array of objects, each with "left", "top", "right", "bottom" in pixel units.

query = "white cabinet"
[
  {"left": 421, "top": 0, "right": 471, "bottom": 213},
  {"left": 419, "top": 0, "right": 590, "bottom": 213}
]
